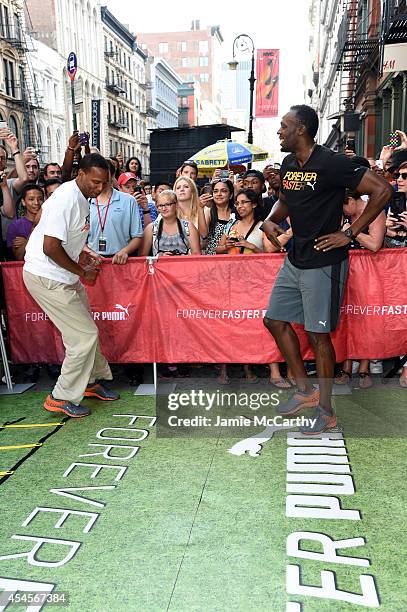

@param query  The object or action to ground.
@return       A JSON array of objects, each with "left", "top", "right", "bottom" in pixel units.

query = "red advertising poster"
[{"left": 255, "top": 49, "right": 279, "bottom": 118}]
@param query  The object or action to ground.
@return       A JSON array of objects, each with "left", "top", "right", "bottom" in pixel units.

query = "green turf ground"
[{"left": 0, "top": 389, "right": 406, "bottom": 611}]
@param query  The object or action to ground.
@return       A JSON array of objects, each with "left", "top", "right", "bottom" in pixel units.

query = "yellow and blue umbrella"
[{"left": 190, "top": 140, "right": 268, "bottom": 175}]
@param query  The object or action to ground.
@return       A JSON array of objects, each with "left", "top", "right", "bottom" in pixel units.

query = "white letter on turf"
[
  {"left": 286, "top": 496, "right": 360, "bottom": 520},
  {"left": 113, "top": 414, "right": 157, "bottom": 426},
  {"left": 0, "top": 577, "right": 55, "bottom": 612},
  {"left": 0, "top": 535, "right": 80, "bottom": 567},
  {"left": 49, "top": 485, "right": 115, "bottom": 508},
  {"left": 80, "top": 444, "right": 140, "bottom": 461},
  {"left": 22, "top": 507, "right": 99, "bottom": 534},
  {"left": 287, "top": 564, "right": 380, "bottom": 607},
  {"left": 286, "top": 474, "right": 355, "bottom": 495},
  {"left": 287, "top": 532, "right": 370, "bottom": 567},
  {"left": 63, "top": 463, "right": 127, "bottom": 482},
  {"left": 96, "top": 428, "right": 148, "bottom": 442}
]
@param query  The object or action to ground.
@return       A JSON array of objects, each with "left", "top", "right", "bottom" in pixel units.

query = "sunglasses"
[{"left": 394, "top": 172, "right": 407, "bottom": 180}]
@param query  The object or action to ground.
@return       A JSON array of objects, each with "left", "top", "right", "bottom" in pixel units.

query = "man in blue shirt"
[{"left": 88, "top": 170, "right": 143, "bottom": 263}]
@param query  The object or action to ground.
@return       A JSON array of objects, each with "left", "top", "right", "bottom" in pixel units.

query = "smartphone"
[
  {"left": 219, "top": 170, "right": 229, "bottom": 178},
  {"left": 79, "top": 132, "right": 89, "bottom": 146},
  {"left": 375, "top": 159, "right": 384, "bottom": 170},
  {"left": 346, "top": 138, "right": 356, "bottom": 152},
  {"left": 229, "top": 237, "right": 239, "bottom": 242},
  {"left": 389, "top": 132, "right": 400, "bottom": 148},
  {"left": 133, "top": 185, "right": 143, "bottom": 194},
  {"left": 0, "top": 121, "right": 7, "bottom": 129},
  {"left": 390, "top": 191, "right": 406, "bottom": 218},
  {"left": 201, "top": 184, "right": 213, "bottom": 196}
]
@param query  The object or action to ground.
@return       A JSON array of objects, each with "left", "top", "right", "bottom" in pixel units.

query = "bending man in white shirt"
[{"left": 23, "top": 153, "right": 119, "bottom": 418}]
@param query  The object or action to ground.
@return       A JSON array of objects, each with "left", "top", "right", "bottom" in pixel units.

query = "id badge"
[{"left": 98, "top": 237, "right": 107, "bottom": 253}]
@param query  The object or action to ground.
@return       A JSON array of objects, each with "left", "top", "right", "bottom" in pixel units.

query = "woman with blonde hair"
[
  {"left": 173, "top": 176, "right": 199, "bottom": 228},
  {"left": 141, "top": 189, "right": 200, "bottom": 256}
]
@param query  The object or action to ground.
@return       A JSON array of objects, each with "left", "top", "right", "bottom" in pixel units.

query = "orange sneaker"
[
  {"left": 300, "top": 406, "right": 338, "bottom": 435},
  {"left": 43, "top": 394, "right": 90, "bottom": 417},
  {"left": 278, "top": 387, "right": 320, "bottom": 416},
  {"left": 84, "top": 381, "right": 120, "bottom": 401}
]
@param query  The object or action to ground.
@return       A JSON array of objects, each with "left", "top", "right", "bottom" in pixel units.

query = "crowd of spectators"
[{"left": 0, "top": 126, "right": 406, "bottom": 387}]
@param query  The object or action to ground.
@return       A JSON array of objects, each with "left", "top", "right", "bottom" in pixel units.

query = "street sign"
[
  {"left": 67, "top": 52, "right": 77, "bottom": 81},
  {"left": 74, "top": 79, "right": 83, "bottom": 104}
]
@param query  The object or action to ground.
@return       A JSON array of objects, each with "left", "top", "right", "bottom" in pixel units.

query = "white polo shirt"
[{"left": 24, "top": 179, "right": 90, "bottom": 284}]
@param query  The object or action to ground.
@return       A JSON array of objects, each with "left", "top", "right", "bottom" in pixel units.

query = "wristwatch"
[{"left": 344, "top": 227, "right": 356, "bottom": 242}]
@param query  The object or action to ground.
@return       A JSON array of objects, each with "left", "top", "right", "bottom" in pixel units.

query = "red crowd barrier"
[{"left": 1, "top": 249, "right": 407, "bottom": 364}]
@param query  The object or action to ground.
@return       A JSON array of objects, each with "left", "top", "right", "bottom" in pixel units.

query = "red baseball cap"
[{"left": 117, "top": 172, "right": 138, "bottom": 186}]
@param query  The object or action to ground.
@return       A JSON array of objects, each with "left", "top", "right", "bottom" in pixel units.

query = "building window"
[
  {"left": 199, "top": 56, "right": 208, "bottom": 67},
  {"left": 8, "top": 115, "right": 18, "bottom": 140},
  {"left": 3, "top": 59, "right": 16, "bottom": 97},
  {"left": 159, "top": 42, "right": 168, "bottom": 53},
  {"left": 199, "top": 40, "right": 208, "bottom": 53},
  {"left": 1, "top": 5, "right": 10, "bottom": 38},
  {"left": 181, "top": 41, "right": 187, "bottom": 51},
  {"left": 200, "top": 73, "right": 209, "bottom": 83},
  {"left": 181, "top": 57, "right": 189, "bottom": 68}
]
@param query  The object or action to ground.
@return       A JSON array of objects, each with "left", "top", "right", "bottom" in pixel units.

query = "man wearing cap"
[
  {"left": 88, "top": 167, "right": 143, "bottom": 262},
  {"left": 117, "top": 172, "right": 157, "bottom": 228},
  {"left": 243, "top": 169, "right": 275, "bottom": 220}
]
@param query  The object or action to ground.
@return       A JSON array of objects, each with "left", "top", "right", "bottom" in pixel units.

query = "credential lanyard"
[{"left": 96, "top": 195, "right": 112, "bottom": 236}]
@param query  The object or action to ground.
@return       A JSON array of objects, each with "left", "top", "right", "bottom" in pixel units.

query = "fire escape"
[
  {"left": 335, "top": 0, "right": 379, "bottom": 125},
  {"left": 1, "top": 4, "right": 42, "bottom": 150}
]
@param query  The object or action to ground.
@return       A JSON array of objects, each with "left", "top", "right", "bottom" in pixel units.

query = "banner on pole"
[
  {"left": 91, "top": 99, "right": 101, "bottom": 149},
  {"left": 255, "top": 49, "right": 279, "bottom": 118},
  {"left": 2, "top": 250, "right": 407, "bottom": 364}
]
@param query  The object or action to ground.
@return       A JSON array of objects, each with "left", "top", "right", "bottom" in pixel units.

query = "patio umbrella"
[{"left": 189, "top": 140, "right": 268, "bottom": 175}]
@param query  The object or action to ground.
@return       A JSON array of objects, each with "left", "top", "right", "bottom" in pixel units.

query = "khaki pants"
[{"left": 23, "top": 270, "right": 112, "bottom": 405}]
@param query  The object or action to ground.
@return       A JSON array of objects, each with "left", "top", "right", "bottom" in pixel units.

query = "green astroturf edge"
[{"left": 0, "top": 390, "right": 406, "bottom": 611}]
